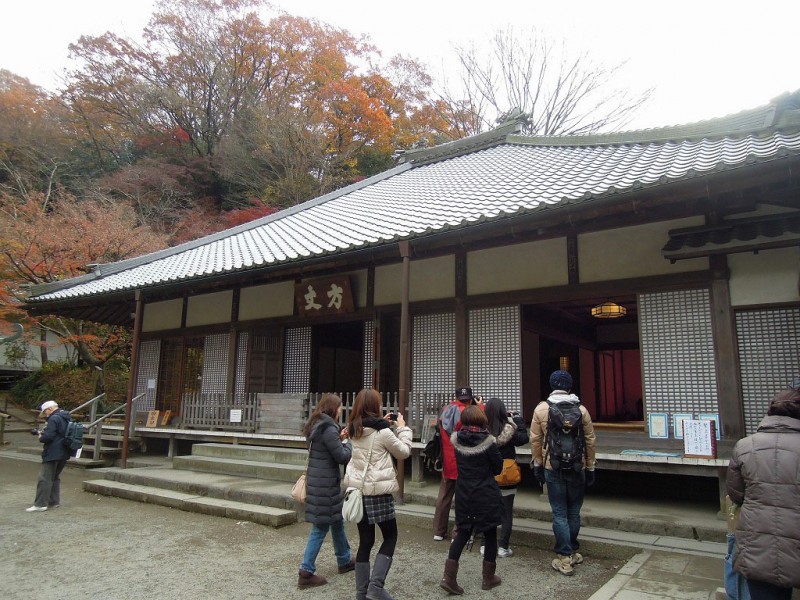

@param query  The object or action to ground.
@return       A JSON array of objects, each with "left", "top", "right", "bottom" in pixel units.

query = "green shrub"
[{"left": 10, "top": 361, "right": 129, "bottom": 412}]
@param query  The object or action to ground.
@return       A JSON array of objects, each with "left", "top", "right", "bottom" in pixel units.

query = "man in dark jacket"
[{"left": 27, "top": 400, "right": 71, "bottom": 512}]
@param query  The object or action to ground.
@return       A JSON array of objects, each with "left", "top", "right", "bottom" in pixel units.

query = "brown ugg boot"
[
  {"left": 439, "top": 558, "right": 464, "bottom": 595},
  {"left": 481, "top": 560, "right": 501, "bottom": 590},
  {"left": 298, "top": 570, "right": 327, "bottom": 589}
]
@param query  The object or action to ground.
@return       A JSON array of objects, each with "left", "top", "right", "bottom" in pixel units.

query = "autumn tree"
[
  {"left": 63, "top": 0, "right": 449, "bottom": 210},
  {"left": 0, "top": 190, "right": 167, "bottom": 380},
  {"left": 438, "top": 27, "right": 652, "bottom": 136}
]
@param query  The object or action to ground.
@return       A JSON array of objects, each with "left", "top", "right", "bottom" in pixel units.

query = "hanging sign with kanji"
[{"left": 295, "top": 276, "right": 355, "bottom": 317}]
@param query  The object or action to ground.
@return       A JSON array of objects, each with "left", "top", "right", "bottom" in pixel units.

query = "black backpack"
[
  {"left": 423, "top": 423, "right": 443, "bottom": 472},
  {"left": 63, "top": 420, "right": 84, "bottom": 455},
  {"left": 544, "top": 401, "right": 585, "bottom": 473}
]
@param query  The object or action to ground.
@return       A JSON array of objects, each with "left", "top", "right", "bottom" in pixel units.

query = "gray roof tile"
[{"left": 26, "top": 116, "right": 800, "bottom": 304}]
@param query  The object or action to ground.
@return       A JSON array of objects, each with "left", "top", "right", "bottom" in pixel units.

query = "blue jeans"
[
  {"left": 545, "top": 468, "right": 585, "bottom": 556},
  {"left": 300, "top": 521, "right": 351, "bottom": 574},
  {"left": 725, "top": 533, "right": 751, "bottom": 600}
]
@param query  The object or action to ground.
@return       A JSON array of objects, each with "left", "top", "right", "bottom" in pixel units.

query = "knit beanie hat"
[{"left": 549, "top": 370, "right": 573, "bottom": 391}]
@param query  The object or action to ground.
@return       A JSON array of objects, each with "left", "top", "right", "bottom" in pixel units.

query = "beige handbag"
[{"left": 292, "top": 442, "right": 310, "bottom": 503}]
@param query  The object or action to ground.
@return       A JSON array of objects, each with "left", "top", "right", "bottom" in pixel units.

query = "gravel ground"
[{"left": 1, "top": 436, "right": 627, "bottom": 600}]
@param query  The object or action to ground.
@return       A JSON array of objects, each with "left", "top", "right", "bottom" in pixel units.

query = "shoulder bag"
[
  {"left": 342, "top": 433, "right": 377, "bottom": 522},
  {"left": 291, "top": 442, "right": 310, "bottom": 503},
  {"left": 495, "top": 457, "right": 522, "bottom": 486}
]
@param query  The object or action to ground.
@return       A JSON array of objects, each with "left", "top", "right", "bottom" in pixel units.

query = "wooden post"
[
  {"left": 397, "top": 241, "right": 411, "bottom": 501},
  {"left": 121, "top": 290, "right": 144, "bottom": 468}
]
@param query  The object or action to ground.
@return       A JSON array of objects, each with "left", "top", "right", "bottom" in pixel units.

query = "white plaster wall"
[
  {"left": 374, "top": 255, "right": 455, "bottom": 305},
  {"left": 0, "top": 328, "right": 73, "bottom": 370},
  {"left": 239, "top": 281, "right": 295, "bottom": 321},
  {"left": 186, "top": 290, "right": 233, "bottom": 327},
  {"left": 468, "top": 238, "right": 567, "bottom": 295},
  {"left": 579, "top": 218, "right": 707, "bottom": 282},
  {"left": 142, "top": 298, "right": 183, "bottom": 332},
  {"left": 729, "top": 247, "right": 800, "bottom": 306}
]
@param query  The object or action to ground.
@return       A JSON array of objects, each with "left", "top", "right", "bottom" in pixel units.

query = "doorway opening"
[
  {"left": 521, "top": 297, "right": 642, "bottom": 426},
  {"left": 310, "top": 321, "right": 364, "bottom": 394}
]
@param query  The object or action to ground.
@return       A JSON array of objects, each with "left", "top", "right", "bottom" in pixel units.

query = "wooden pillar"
[
  {"left": 121, "top": 290, "right": 144, "bottom": 468},
  {"left": 455, "top": 251, "right": 469, "bottom": 387},
  {"left": 397, "top": 241, "right": 411, "bottom": 500},
  {"left": 709, "top": 256, "right": 744, "bottom": 439},
  {"left": 227, "top": 289, "right": 240, "bottom": 395}
]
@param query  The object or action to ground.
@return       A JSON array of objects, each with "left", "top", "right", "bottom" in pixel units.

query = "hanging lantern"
[{"left": 591, "top": 301, "right": 627, "bottom": 319}]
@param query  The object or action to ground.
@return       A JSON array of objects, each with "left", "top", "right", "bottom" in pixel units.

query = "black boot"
[
  {"left": 440, "top": 558, "right": 464, "bottom": 595},
  {"left": 481, "top": 560, "right": 501, "bottom": 590},
  {"left": 355, "top": 562, "right": 370, "bottom": 600},
  {"left": 366, "top": 553, "right": 394, "bottom": 600}
]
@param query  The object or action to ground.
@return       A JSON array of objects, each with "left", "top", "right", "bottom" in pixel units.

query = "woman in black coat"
[
  {"left": 298, "top": 394, "right": 354, "bottom": 589},
  {"left": 440, "top": 405, "right": 504, "bottom": 595}
]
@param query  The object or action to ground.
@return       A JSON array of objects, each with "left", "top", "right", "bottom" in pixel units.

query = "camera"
[
  {"left": 386, "top": 412, "right": 397, "bottom": 422},
  {"left": 30, "top": 428, "right": 41, "bottom": 436}
]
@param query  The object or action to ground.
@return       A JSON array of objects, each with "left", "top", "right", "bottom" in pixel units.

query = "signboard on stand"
[{"left": 683, "top": 419, "right": 717, "bottom": 458}]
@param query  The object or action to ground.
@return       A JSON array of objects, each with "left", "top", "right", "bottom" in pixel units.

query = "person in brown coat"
[{"left": 727, "top": 384, "right": 800, "bottom": 600}]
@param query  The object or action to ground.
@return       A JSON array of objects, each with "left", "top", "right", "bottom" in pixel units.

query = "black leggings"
[
  {"left": 356, "top": 518, "right": 399, "bottom": 562},
  {"left": 448, "top": 526, "right": 497, "bottom": 562}
]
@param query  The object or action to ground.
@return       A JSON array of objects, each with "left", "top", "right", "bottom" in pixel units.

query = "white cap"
[{"left": 39, "top": 400, "right": 58, "bottom": 415}]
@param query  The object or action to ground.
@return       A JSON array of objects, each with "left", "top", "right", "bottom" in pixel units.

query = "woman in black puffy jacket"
[
  {"left": 297, "top": 394, "right": 354, "bottom": 589},
  {"left": 440, "top": 405, "right": 504, "bottom": 595}
]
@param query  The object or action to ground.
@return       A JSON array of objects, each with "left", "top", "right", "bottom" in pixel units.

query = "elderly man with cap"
[
  {"left": 26, "top": 400, "right": 72, "bottom": 512},
  {"left": 530, "top": 370, "right": 596, "bottom": 576},
  {"left": 432, "top": 387, "right": 481, "bottom": 541}
]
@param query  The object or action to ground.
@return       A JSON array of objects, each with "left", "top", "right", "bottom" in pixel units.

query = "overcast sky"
[{"left": 2, "top": 0, "right": 799, "bottom": 130}]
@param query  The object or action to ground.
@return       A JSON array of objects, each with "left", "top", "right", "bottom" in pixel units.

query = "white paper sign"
[
  {"left": 683, "top": 419, "right": 716, "bottom": 458},
  {"left": 229, "top": 409, "right": 242, "bottom": 423},
  {"left": 147, "top": 379, "right": 156, "bottom": 389}
]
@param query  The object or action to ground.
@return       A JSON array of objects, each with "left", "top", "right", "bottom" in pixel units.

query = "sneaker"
[
  {"left": 48, "top": 504, "right": 60, "bottom": 509},
  {"left": 433, "top": 535, "right": 445, "bottom": 541},
  {"left": 570, "top": 552, "right": 583, "bottom": 566},
  {"left": 498, "top": 547, "right": 513, "bottom": 558},
  {"left": 25, "top": 506, "right": 47, "bottom": 512},
  {"left": 552, "top": 555, "right": 574, "bottom": 576}
]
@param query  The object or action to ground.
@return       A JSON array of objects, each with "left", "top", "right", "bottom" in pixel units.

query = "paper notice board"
[{"left": 683, "top": 419, "right": 717, "bottom": 458}]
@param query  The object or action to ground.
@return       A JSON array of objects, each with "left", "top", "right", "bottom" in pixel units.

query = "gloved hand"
[
  {"left": 533, "top": 465, "right": 545, "bottom": 487},
  {"left": 585, "top": 470, "right": 596, "bottom": 488}
]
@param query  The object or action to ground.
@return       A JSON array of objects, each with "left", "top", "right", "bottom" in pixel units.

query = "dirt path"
[{"left": 1, "top": 443, "right": 624, "bottom": 599}]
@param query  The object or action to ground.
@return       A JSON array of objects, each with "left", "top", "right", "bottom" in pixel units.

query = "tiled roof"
[
  {"left": 663, "top": 212, "right": 800, "bottom": 261},
  {"left": 26, "top": 93, "right": 800, "bottom": 304}
]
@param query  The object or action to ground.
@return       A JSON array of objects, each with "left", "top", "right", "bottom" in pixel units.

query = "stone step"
[
  {"left": 82, "top": 479, "right": 296, "bottom": 528},
  {"left": 102, "top": 465, "right": 299, "bottom": 511},
  {"left": 173, "top": 455, "right": 304, "bottom": 481},
  {"left": 190, "top": 442, "right": 307, "bottom": 465}
]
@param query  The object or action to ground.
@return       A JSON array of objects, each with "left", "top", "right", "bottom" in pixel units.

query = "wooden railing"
[
  {"left": 166, "top": 390, "right": 449, "bottom": 437},
  {"left": 306, "top": 391, "right": 450, "bottom": 439},
  {"left": 180, "top": 392, "right": 259, "bottom": 432}
]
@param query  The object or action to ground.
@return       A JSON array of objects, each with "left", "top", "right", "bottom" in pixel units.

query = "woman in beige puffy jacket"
[{"left": 344, "top": 388, "right": 412, "bottom": 600}]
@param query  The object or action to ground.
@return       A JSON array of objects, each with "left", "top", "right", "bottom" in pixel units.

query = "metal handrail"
[
  {"left": 86, "top": 402, "right": 127, "bottom": 429},
  {"left": 69, "top": 393, "right": 106, "bottom": 416}
]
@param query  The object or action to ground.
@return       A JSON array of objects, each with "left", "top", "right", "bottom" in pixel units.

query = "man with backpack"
[
  {"left": 432, "top": 387, "right": 479, "bottom": 541},
  {"left": 530, "top": 370, "right": 596, "bottom": 576},
  {"left": 26, "top": 400, "right": 72, "bottom": 512}
]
